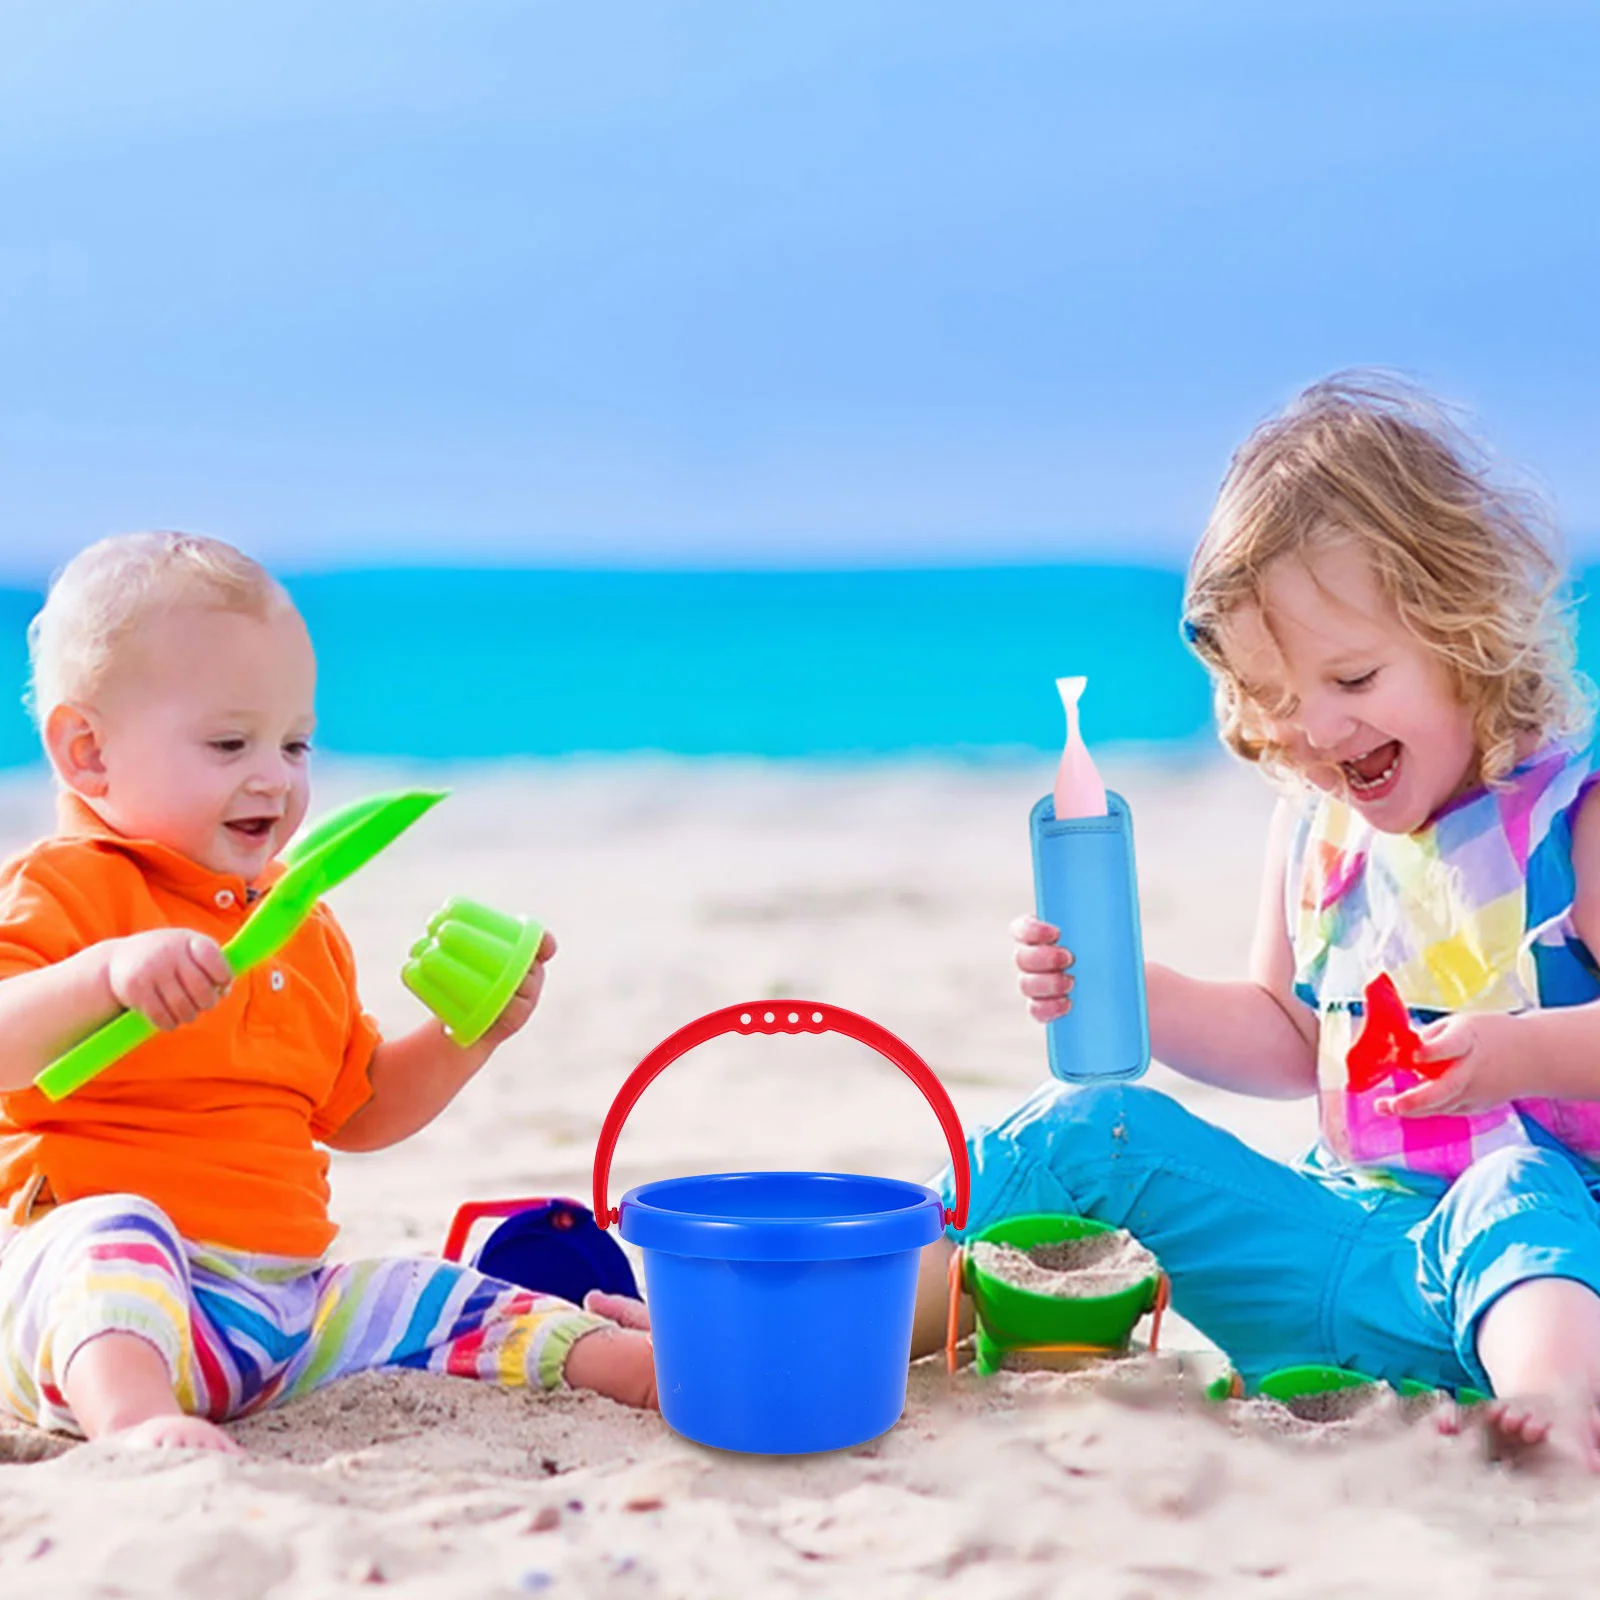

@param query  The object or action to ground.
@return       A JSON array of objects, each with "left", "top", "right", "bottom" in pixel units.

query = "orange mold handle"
[
  {"left": 946, "top": 1246, "right": 967, "bottom": 1374},
  {"left": 1148, "top": 1271, "right": 1170, "bottom": 1353},
  {"left": 591, "top": 1000, "right": 971, "bottom": 1231}
]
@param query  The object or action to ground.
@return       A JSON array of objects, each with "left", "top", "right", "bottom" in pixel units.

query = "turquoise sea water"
[
  {"left": 2, "top": 563, "right": 1596, "bottom": 769},
  {"left": 0, "top": 565, "right": 1213, "bottom": 769}
]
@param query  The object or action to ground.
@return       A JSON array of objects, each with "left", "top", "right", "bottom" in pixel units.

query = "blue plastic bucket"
[
  {"left": 594, "top": 1002, "right": 971, "bottom": 1455},
  {"left": 622, "top": 1170, "right": 943, "bottom": 1453}
]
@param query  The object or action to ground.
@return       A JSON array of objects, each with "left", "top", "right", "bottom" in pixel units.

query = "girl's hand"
[
  {"left": 107, "top": 930, "right": 232, "bottom": 1031},
  {"left": 477, "top": 930, "right": 558, "bottom": 1051},
  {"left": 1374, "top": 1012, "right": 1521, "bottom": 1118},
  {"left": 1011, "top": 914, "right": 1075, "bottom": 1023}
]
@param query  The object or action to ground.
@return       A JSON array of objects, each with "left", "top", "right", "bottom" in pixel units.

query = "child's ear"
[{"left": 43, "top": 704, "right": 110, "bottom": 797}]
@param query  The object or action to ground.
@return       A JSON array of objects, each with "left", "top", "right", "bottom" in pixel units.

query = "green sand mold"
[
  {"left": 963, "top": 1213, "right": 1163, "bottom": 1376},
  {"left": 35, "top": 789, "right": 448, "bottom": 1102},
  {"left": 1206, "top": 1364, "right": 1490, "bottom": 1407},
  {"left": 402, "top": 896, "right": 544, "bottom": 1048}
]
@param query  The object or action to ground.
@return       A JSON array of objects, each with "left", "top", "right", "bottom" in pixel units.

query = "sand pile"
[{"left": 971, "top": 1229, "right": 1161, "bottom": 1299}]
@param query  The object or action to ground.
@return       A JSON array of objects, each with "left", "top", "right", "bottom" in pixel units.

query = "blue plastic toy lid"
[{"left": 460, "top": 1199, "right": 640, "bottom": 1304}]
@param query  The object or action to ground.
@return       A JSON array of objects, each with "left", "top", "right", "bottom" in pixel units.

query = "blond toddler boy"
[{"left": 0, "top": 533, "right": 655, "bottom": 1452}]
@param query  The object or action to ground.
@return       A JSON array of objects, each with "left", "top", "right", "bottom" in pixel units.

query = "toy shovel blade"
[
  {"left": 224, "top": 789, "right": 448, "bottom": 973},
  {"left": 281, "top": 790, "right": 417, "bottom": 869},
  {"left": 33, "top": 788, "right": 447, "bottom": 1103}
]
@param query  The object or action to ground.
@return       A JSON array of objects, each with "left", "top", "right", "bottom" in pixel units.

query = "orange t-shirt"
[{"left": 0, "top": 795, "right": 379, "bottom": 1255}]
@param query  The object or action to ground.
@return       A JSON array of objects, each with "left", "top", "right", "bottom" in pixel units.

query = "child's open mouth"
[
  {"left": 225, "top": 817, "right": 277, "bottom": 842},
  {"left": 1341, "top": 741, "right": 1402, "bottom": 800}
]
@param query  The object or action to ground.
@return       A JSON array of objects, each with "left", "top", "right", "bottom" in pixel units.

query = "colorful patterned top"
[{"left": 1287, "top": 740, "right": 1600, "bottom": 1182}]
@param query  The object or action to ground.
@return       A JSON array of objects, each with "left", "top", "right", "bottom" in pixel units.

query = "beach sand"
[{"left": 1, "top": 755, "right": 1593, "bottom": 1598}]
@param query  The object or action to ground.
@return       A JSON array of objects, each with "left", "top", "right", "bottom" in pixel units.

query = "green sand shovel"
[{"left": 33, "top": 788, "right": 449, "bottom": 1102}]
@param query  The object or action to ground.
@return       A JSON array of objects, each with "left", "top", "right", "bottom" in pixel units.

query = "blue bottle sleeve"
[{"left": 1029, "top": 790, "right": 1150, "bottom": 1082}]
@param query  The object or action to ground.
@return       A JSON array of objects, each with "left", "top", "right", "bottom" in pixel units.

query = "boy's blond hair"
[
  {"left": 26, "top": 532, "right": 290, "bottom": 725},
  {"left": 1181, "top": 372, "right": 1591, "bottom": 786}
]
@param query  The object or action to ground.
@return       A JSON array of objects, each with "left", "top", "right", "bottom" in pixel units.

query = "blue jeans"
[{"left": 931, "top": 1082, "right": 1600, "bottom": 1393}]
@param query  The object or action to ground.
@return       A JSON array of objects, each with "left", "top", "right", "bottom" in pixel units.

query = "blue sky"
[{"left": 1, "top": 2, "right": 1596, "bottom": 581}]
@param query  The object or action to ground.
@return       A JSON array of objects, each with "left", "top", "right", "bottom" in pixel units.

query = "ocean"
[
  {"left": 0, "top": 565, "right": 1214, "bottom": 770},
  {"left": 2, "top": 563, "right": 1594, "bottom": 770}
]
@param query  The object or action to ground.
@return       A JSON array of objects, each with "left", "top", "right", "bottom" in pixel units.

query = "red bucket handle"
[
  {"left": 592, "top": 1000, "right": 970, "bottom": 1231},
  {"left": 442, "top": 1196, "right": 576, "bottom": 1263}
]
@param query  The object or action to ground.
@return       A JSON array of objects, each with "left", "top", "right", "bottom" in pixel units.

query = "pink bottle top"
[{"left": 1053, "top": 676, "right": 1108, "bottom": 819}]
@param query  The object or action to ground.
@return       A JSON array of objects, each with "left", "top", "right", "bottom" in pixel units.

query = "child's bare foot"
[
  {"left": 63, "top": 1330, "right": 242, "bottom": 1452},
  {"left": 1473, "top": 1278, "right": 1600, "bottom": 1473},
  {"left": 565, "top": 1325, "right": 659, "bottom": 1410},
  {"left": 110, "top": 1414, "right": 244, "bottom": 1455}
]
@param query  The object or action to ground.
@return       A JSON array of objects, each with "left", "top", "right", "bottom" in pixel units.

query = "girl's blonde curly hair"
[{"left": 1180, "top": 371, "right": 1592, "bottom": 787}]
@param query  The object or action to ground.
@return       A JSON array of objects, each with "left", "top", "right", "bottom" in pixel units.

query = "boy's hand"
[
  {"left": 107, "top": 931, "right": 232, "bottom": 1031},
  {"left": 477, "top": 930, "right": 557, "bottom": 1051},
  {"left": 1012, "top": 914, "right": 1076, "bottom": 1022},
  {"left": 583, "top": 1289, "right": 651, "bottom": 1330},
  {"left": 1374, "top": 1011, "right": 1517, "bottom": 1118},
  {"left": 563, "top": 1325, "right": 659, "bottom": 1410}
]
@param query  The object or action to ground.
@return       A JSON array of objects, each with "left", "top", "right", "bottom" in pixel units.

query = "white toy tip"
[{"left": 1056, "top": 676, "right": 1087, "bottom": 708}]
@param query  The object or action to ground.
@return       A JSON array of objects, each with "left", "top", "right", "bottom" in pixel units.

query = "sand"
[
  {"left": 970, "top": 1231, "right": 1162, "bottom": 1299},
  {"left": 1, "top": 753, "right": 1594, "bottom": 1598}
]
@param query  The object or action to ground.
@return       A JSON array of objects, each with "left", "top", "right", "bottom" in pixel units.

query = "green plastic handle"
[
  {"left": 33, "top": 788, "right": 448, "bottom": 1103},
  {"left": 220, "top": 883, "right": 317, "bottom": 974},
  {"left": 34, "top": 1008, "right": 161, "bottom": 1101},
  {"left": 33, "top": 898, "right": 320, "bottom": 1103}
]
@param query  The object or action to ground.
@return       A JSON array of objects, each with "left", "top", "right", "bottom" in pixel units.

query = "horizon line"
[
  {"left": 5, "top": 546, "right": 1600, "bottom": 592},
  {"left": 0, "top": 554, "right": 1200, "bottom": 591}
]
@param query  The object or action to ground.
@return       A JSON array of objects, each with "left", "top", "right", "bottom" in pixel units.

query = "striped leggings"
[{"left": 0, "top": 1194, "right": 608, "bottom": 1435}]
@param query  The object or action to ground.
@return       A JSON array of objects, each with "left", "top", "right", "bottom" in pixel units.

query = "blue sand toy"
[
  {"left": 1030, "top": 791, "right": 1151, "bottom": 1082},
  {"left": 443, "top": 1197, "right": 639, "bottom": 1304}
]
